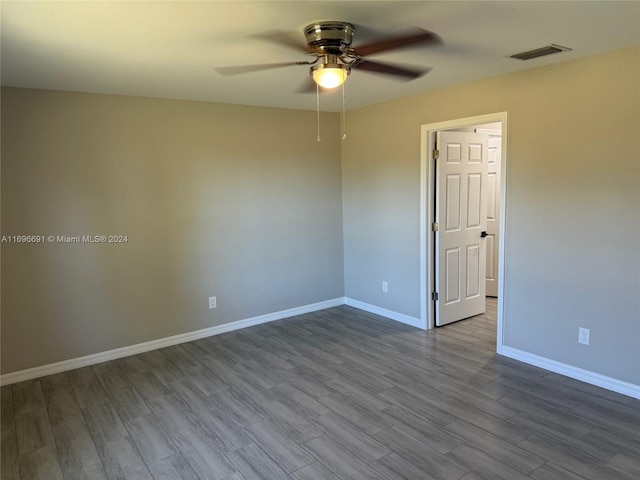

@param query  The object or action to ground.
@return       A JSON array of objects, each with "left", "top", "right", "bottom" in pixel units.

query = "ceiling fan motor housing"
[{"left": 304, "top": 21, "right": 355, "bottom": 54}]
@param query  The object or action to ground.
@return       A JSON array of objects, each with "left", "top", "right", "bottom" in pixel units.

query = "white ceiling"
[{"left": 2, "top": 1, "right": 639, "bottom": 112}]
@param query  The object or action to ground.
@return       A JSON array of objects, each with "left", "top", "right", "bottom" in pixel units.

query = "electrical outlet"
[
  {"left": 578, "top": 327, "right": 590, "bottom": 345},
  {"left": 382, "top": 281, "right": 388, "bottom": 293},
  {"left": 208, "top": 296, "right": 217, "bottom": 309}
]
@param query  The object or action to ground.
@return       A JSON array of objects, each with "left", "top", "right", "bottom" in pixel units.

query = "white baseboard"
[
  {"left": 8, "top": 299, "right": 634, "bottom": 401},
  {"left": 344, "top": 297, "right": 423, "bottom": 329},
  {"left": 501, "top": 346, "right": 640, "bottom": 399},
  {"left": 0, "top": 297, "right": 344, "bottom": 386}
]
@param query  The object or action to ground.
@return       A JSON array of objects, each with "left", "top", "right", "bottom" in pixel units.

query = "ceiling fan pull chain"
[
  {"left": 342, "top": 81, "right": 347, "bottom": 140},
  {"left": 316, "top": 82, "right": 321, "bottom": 142}
]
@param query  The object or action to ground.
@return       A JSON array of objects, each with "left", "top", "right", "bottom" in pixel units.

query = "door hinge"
[
  {"left": 432, "top": 222, "right": 439, "bottom": 232},
  {"left": 433, "top": 149, "right": 440, "bottom": 160},
  {"left": 432, "top": 292, "right": 439, "bottom": 301}
]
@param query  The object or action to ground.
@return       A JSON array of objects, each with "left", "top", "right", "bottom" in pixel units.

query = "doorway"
[{"left": 419, "top": 113, "right": 507, "bottom": 353}]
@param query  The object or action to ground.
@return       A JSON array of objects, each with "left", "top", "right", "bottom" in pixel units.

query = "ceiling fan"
[{"left": 216, "top": 21, "right": 442, "bottom": 91}]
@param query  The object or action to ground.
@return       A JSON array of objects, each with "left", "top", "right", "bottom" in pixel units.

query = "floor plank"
[
  {"left": 244, "top": 419, "right": 316, "bottom": 473},
  {"left": 172, "top": 428, "right": 237, "bottom": 480}
]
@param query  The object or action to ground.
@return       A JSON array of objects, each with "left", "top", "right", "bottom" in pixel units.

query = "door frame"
[{"left": 419, "top": 112, "right": 508, "bottom": 354}]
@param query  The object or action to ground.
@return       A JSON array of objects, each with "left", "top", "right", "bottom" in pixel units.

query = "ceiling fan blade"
[
  {"left": 354, "top": 28, "right": 442, "bottom": 57},
  {"left": 215, "top": 62, "right": 301, "bottom": 76},
  {"left": 251, "top": 31, "right": 309, "bottom": 53},
  {"left": 356, "top": 60, "right": 431, "bottom": 80}
]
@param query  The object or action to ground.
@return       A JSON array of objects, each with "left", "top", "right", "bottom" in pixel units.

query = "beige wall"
[
  {"left": 2, "top": 46, "right": 639, "bottom": 387},
  {"left": 1, "top": 89, "right": 344, "bottom": 373},
  {"left": 342, "top": 46, "right": 640, "bottom": 385}
]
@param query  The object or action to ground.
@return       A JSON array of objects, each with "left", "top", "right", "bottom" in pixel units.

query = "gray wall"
[
  {"left": 1, "top": 88, "right": 344, "bottom": 373},
  {"left": 342, "top": 46, "right": 640, "bottom": 385}
]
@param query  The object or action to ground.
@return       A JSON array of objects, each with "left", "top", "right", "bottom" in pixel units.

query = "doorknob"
[{"left": 481, "top": 231, "right": 488, "bottom": 238}]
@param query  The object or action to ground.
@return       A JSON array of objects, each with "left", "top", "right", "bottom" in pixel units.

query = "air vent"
[{"left": 509, "top": 44, "right": 572, "bottom": 61}]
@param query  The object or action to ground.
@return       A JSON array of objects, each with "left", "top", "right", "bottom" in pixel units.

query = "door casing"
[{"left": 419, "top": 112, "right": 507, "bottom": 354}]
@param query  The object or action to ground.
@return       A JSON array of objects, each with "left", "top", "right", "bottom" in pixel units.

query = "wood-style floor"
[{"left": 2, "top": 299, "right": 639, "bottom": 479}]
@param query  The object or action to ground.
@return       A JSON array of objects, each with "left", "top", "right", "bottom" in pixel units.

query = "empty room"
[{"left": 1, "top": 1, "right": 639, "bottom": 479}]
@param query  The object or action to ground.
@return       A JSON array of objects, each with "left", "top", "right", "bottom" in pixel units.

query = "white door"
[
  {"left": 484, "top": 133, "right": 501, "bottom": 297},
  {"left": 435, "top": 131, "right": 489, "bottom": 326}
]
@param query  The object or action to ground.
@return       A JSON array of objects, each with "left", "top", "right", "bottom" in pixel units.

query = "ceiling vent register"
[{"left": 509, "top": 44, "right": 572, "bottom": 60}]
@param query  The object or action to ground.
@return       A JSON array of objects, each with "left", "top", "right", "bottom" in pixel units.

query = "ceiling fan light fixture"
[{"left": 311, "top": 63, "right": 350, "bottom": 89}]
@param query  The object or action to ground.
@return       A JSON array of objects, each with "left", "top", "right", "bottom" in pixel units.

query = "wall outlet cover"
[{"left": 578, "top": 327, "right": 590, "bottom": 345}]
